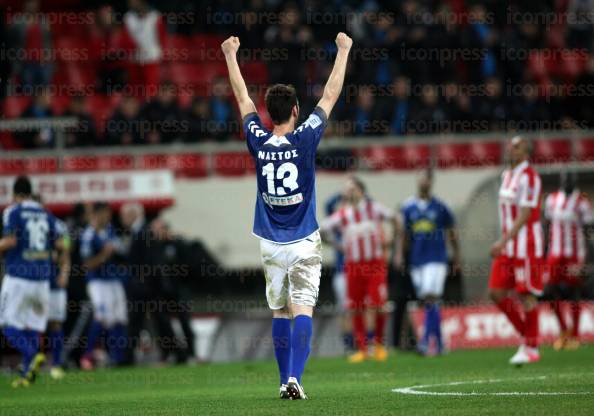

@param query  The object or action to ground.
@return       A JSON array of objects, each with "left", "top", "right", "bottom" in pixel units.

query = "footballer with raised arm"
[{"left": 221, "top": 32, "right": 352, "bottom": 400}]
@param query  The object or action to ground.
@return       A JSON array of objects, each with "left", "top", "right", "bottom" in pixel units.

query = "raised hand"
[
  {"left": 221, "top": 36, "right": 240, "bottom": 56},
  {"left": 335, "top": 32, "right": 353, "bottom": 51}
]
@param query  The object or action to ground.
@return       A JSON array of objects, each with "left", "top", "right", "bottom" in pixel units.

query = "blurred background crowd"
[{"left": 0, "top": 0, "right": 593, "bottom": 150}]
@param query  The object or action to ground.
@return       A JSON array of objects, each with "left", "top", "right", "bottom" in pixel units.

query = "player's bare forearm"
[
  {"left": 317, "top": 33, "right": 352, "bottom": 117},
  {"left": 503, "top": 207, "right": 531, "bottom": 243},
  {"left": 0, "top": 235, "right": 17, "bottom": 253},
  {"left": 221, "top": 36, "right": 256, "bottom": 119}
]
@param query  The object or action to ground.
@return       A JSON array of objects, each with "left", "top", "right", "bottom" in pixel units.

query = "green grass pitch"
[{"left": 2, "top": 346, "right": 594, "bottom": 415}]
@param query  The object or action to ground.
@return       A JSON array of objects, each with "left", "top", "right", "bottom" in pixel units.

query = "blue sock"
[
  {"left": 48, "top": 329, "right": 64, "bottom": 367},
  {"left": 272, "top": 318, "right": 291, "bottom": 385},
  {"left": 107, "top": 324, "right": 127, "bottom": 365},
  {"left": 433, "top": 305, "right": 443, "bottom": 352},
  {"left": 25, "top": 330, "right": 40, "bottom": 366},
  {"left": 290, "top": 315, "right": 312, "bottom": 384},
  {"left": 85, "top": 320, "right": 103, "bottom": 355},
  {"left": 421, "top": 305, "right": 432, "bottom": 349},
  {"left": 3, "top": 326, "right": 33, "bottom": 376}
]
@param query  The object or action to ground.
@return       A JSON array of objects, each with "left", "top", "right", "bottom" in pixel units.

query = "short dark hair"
[
  {"left": 265, "top": 84, "right": 298, "bottom": 125},
  {"left": 13, "top": 176, "right": 32, "bottom": 197}
]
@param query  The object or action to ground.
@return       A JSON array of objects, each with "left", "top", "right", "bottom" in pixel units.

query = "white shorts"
[
  {"left": 87, "top": 280, "right": 128, "bottom": 326},
  {"left": 332, "top": 271, "right": 347, "bottom": 311},
  {"left": 49, "top": 289, "right": 67, "bottom": 323},
  {"left": 0, "top": 275, "right": 50, "bottom": 332},
  {"left": 411, "top": 262, "right": 448, "bottom": 299},
  {"left": 260, "top": 231, "right": 322, "bottom": 310}
]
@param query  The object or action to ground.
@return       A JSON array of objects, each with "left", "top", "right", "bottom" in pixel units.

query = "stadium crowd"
[{"left": 0, "top": 0, "right": 593, "bottom": 149}]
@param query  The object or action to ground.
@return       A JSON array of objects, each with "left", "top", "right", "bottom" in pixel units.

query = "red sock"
[
  {"left": 524, "top": 306, "right": 539, "bottom": 348},
  {"left": 571, "top": 301, "right": 581, "bottom": 338},
  {"left": 374, "top": 312, "right": 386, "bottom": 345},
  {"left": 496, "top": 297, "right": 525, "bottom": 335},
  {"left": 352, "top": 312, "right": 367, "bottom": 352},
  {"left": 552, "top": 300, "right": 567, "bottom": 333}
]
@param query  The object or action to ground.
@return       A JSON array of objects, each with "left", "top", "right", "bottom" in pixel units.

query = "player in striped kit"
[
  {"left": 321, "top": 177, "right": 398, "bottom": 363},
  {"left": 489, "top": 136, "right": 545, "bottom": 365},
  {"left": 544, "top": 173, "right": 594, "bottom": 350}
]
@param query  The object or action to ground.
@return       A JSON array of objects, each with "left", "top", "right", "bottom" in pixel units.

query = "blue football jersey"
[
  {"left": 401, "top": 196, "right": 455, "bottom": 267},
  {"left": 50, "top": 218, "right": 68, "bottom": 290},
  {"left": 80, "top": 223, "right": 120, "bottom": 281},
  {"left": 2, "top": 200, "right": 58, "bottom": 281},
  {"left": 244, "top": 107, "right": 327, "bottom": 243}
]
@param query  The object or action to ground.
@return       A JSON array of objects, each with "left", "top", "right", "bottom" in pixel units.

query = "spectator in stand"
[
  {"left": 184, "top": 97, "right": 211, "bottom": 142},
  {"left": 408, "top": 85, "right": 447, "bottom": 135},
  {"left": 90, "top": 5, "right": 130, "bottom": 94},
  {"left": 264, "top": 3, "right": 312, "bottom": 96},
  {"left": 473, "top": 77, "right": 508, "bottom": 131},
  {"left": 0, "top": 7, "right": 13, "bottom": 100},
  {"left": 63, "top": 96, "right": 98, "bottom": 147},
  {"left": 208, "top": 77, "right": 236, "bottom": 141},
  {"left": 463, "top": 4, "right": 498, "bottom": 83},
  {"left": 566, "top": 0, "right": 594, "bottom": 50},
  {"left": 510, "top": 84, "right": 551, "bottom": 131},
  {"left": 340, "top": 85, "right": 384, "bottom": 136},
  {"left": 124, "top": 0, "right": 166, "bottom": 99},
  {"left": 105, "top": 95, "right": 142, "bottom": 146},
  {"left": 443, "top": 82, "right": 474, "bottom": 134},
  {"left": 568, "top": 56, "right": 594, "bottom": 128},
  {"left": 10, "top": 0, "right": 53, "bottom": 89},
  {"left": 17, "top": 88, "right": 54, "bottom": 148},
  {"left": 389, "top": 76, "right": 412, "bottom": 136},
  {"left": 141, "top": 81, "right": 183, "bottom": 144}
]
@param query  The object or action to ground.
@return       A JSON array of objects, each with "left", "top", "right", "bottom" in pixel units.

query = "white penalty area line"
[{"left": 392, "top": 376, "right": 594, "bottom": 396}]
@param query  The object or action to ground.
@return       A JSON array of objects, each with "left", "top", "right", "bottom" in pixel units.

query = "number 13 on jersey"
[{"left": 261, "top": 162, "right": 303, "bottom": 208}]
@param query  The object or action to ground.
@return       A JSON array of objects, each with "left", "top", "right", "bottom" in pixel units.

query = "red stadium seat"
[
  {"left": 437, "top": 141, "right": 503, "bottom": 168},
  {"left": 51, "top": 95, "right": 71, "bottom": 116},
  {"left": 213, "top": 152, "right": 254, "bottom": 176},
  {"left": 53, "top": 63, "right": 97, "bottom": 90},
  {"left": 356, "top": 144, "right": 430, "bottom": 170},
  {"left": 164, "top": 35, "right": 193, "bottom": 62},
  {"left": 53, "top": 35, "right": 92, "bottom": 62},
  {"left": 575, "top": 138, "right": 594, "bottom": 161},
  {"left": 241, "top": 62, "right": 269, "bottom": 85},
  {"left": 532, "top": 138, "right": 572, "bottom": 164},
  {"left": 2, "top": 96, "right": 32, "bottom": 118},
  {"left": 138, "top": 153, "right": 208, "bottom": 177},
  {"left": 167, "top": 62, "right": 227, "bottom": 95}
]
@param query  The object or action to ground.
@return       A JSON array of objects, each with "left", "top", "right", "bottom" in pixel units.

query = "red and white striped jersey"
[
  {"left": 545, "top": 189, "right": 594, "bottom": 261},
  {"left": 322, "top": 198, "right": 394, "bottom": 263},
  {"left": 498, "top": 160, "right": 544, "bottom": 259}
]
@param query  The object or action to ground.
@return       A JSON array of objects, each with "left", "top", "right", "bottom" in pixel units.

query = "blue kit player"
[
  {"left": 47, "top": 217, "right": 71, "bottom": 379},
  {"left": 80, "top": 202, "right": 128, "bottom": 370},
  {"left": 0, "top": 176, "right": 68, "bottom": 387},
  {"left": 396, "top": 170, "right": 460, "bottom": 355},
  {"left": 222, "top": 32, "right": 352, "bottom": 399}
]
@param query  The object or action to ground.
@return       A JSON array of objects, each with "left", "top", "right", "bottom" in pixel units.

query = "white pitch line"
[{"left": 392, "top": 376, "right": 594, "bottom": 396}]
